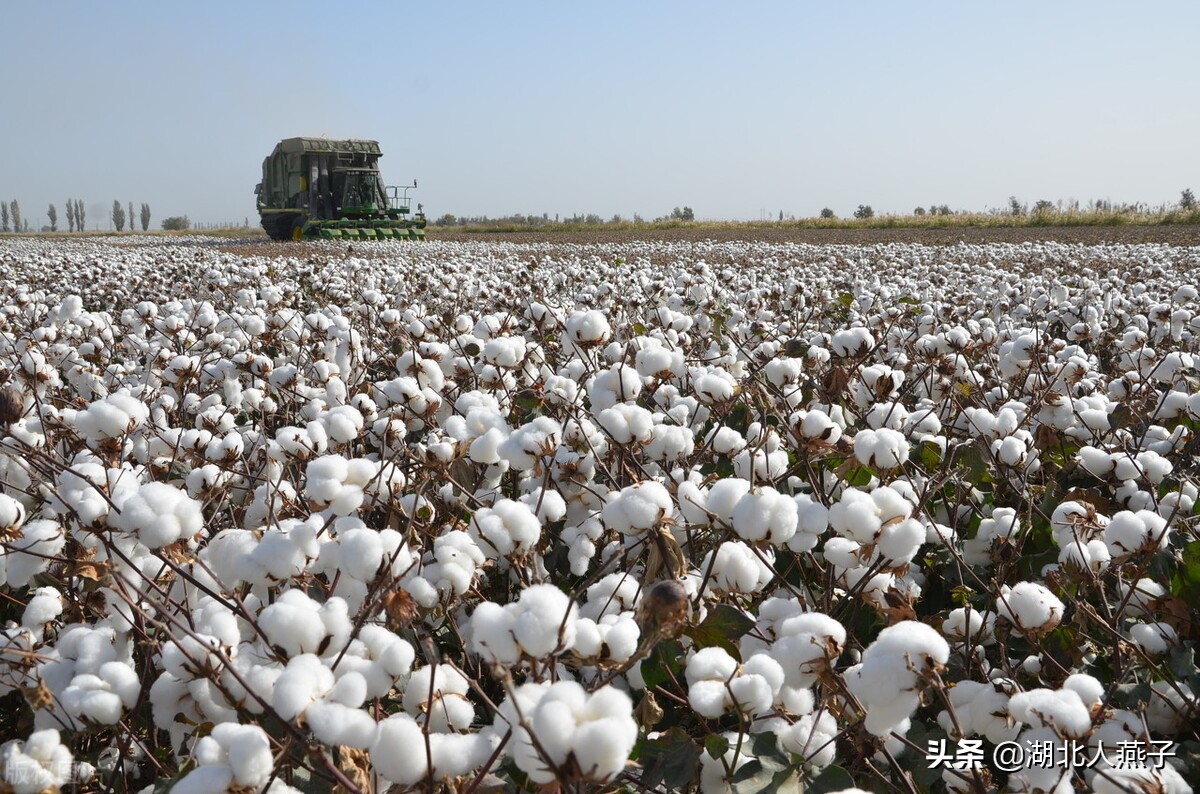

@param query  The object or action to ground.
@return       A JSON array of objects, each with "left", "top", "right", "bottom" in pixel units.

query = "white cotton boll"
[
  {"left": 853, "top": 427, "right": 910, "bottom": 470},
  {"left": 0, "top": 494, "right": 26, "bottom": 531},
  {"left": 687, "top": 647, "right": 739, "bottom": 686},
  {"left": 21, "top": 587, "right": 63, "bottom": 630},
  {"left": 942, "top": 608, "right": 995, "bottom": 645},
  {"left": 596, "top": 403, "right": 654, "bottom": 444},
  {"left": 581, "top": 572, "right": 641, "bottom": 620},
  {"left": 706, "top": 425, "right": 747, "bottom": 455},
  {"left": 1104, "top": 509, "right": 1169, "bottom": 557},
  {"left": 371, "top": 713, "right": 430, "bottom": 786},
  {"left": 732, "top": 447, "right": 788, "bottom": 481},
  {"left": 706, "top": 478, "right": 752, "bottom": 523},
  {"left": 210, "top": 723, "right": 274, "bottom": 788},
  {"left": 272, "top": 654, "right": 334, "bottom": 721},
  {"left": 469, "top": 426, "right": 507, "bottom": 464},
  {"left": 519, "top": 489, "right": 567, "bottom": 524},
  {"left": 602, "top": 481, "right": 673, "bottom": 535},
  {"left": 588, "top": 364, "right": 643, "bottom": 410},
  {"left": 1129, "top": 621, "right": 1177, "bottom": 655},
  {"left": 636, "top": 345, "right": 684, "bottom": 379},
  {"left": 693, "top": 371, "right": 736, "bottom": 404},
  {"left": 689, "top": 680, "right": 732, "bottom": 719},
  {"left": 108, "top": 482, "right": 203, "bottom": 549},
  {"left": 499, "top": 416, "right": 561, "bottom": 470},
  {"left": 643, "top": 423, "right": 695, "bottom": 461},
  {"left": 731, "top": 487, "right": 798, "bottom": 545},
  {"left": 875, "top": 517, "right": 924, "bottom": 565},
  {"left": 565, "top": 310, "right": 611, "bottom": 346},
  {"left": 573, "top": 618, "right": 604, "bottom": 658},
  {"left": 1008, "top": 688, "right": 1093, "bottom": 738},
  {"left": 305, "top": 700, "right": 378, "bottom": 749},
  {"left": 787, "top": 494, "right": 828, "bottom": 553},
  {"left": 700, "top": 730, "right": 755, "bottom": 794},
  {"left": 704, "top": 540, "right": 773, "bottom": 594},
  {"left": 259, "top": 591, "right": 327, "bottom": 658},
  {"left": 469, "top": 601, "right": 520, "bottom": 663},
  {"left": 469, "top": 498, "right": 542, "bottom": 558},
  {"left": 1077, "top": 446, "right": 1115, "bottom": 478},
  {"left": 166, "top": 765, "right": 234, "bottom": 794},
  {"left": 779, "top": 711, "right": 839, "bottom": 768},
  {"left": 828, "top": 488, "right": 882, "bottom": 544},
  {"left": 404, "top": 666, "right": 474, "bottom": 732},
  {"left": 996, "top": 581, "right": 1064, "bottom": 635},
  {"left": 512, "top": 584, "right": 577, "bottom": 658}
]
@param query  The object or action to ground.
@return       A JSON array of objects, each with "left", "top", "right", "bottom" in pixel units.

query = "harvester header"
[{"left": 255, "top": 137, "right": 426, "bottom": 240}]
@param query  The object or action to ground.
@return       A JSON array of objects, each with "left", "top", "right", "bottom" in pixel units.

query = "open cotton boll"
[
  {"left": 828, "top": 488, "right": 883, "bottom": 544},
  {"left": 942, "top": 608, "right": 995, "bottom": 645},
  {"left": 705, "top": 478, "right": 752, "bottom": 524},
  {"left": 779, "top": 710, "right": 839, "bottom": 768},
  {"left": 0, "top": 494, "right": 25, "bottom": 532},
  {"left": 1129, "top": 621, "right": 1178, "bottom": 655},
  {"left": 515, "top": 681, "right": 637, "bottom": 784},
  {"left": 1104, "top": 509, "right": 1169, "bottom": 557},
  {"left": 874, "top": 517, "right": 925, "bottom": 566},
  {"left": 601, "top": 481, "right": 672, "bottom": 535},
  {"left": 60, "top": 661, "right": 140, "bottom": 725},
  {"left": 770, "top": 612, "right": 846, "bottom": 688},
  {"left": 0, "top": 730, "right": 76, "bottom": 793},
  {"left": 853, "top": 427, "right": 910, "bottom": 470},
  {"left": 303, "top": 454, "right": 380, "bottom": 516},
  {"left": 1008, "top": 688, "right": 1093, "bottom": 738},
  {"left": 996, "top": 581, "right": 1064, "bottom": 636},
  {"left": 469, "top": 584, "right": 577, "bottom": 663},
  {"left": 403, "top": 665, "right": 474, "bottom": 732},
  {"left": 596, "top": 403, "right": 654, "bottom": 444},
  {"left": 305, "top": 700, "right": 377, "bottom": 749},
  {"left": 499, "top": 416, "right": 561, "bottom": 470},
  {"left": 21, "top": 587, "right": 63, "bottom": 631},
  {"left": 74, "top": 393, "right": 149, "bottom": 441},
  {"left": 846, "top": 621, "right": 949, "bottom": 736},
  {"left": 963, "top": 507, "right": 1020, "bottom": 565},
  {"left": 565, "top": 310, "right": 611, "bottom": 347},
  {"left": 587, "top": 364, "right": 643, "bottom": 410},
  {"left": 108, "top": 481, "right": 203, "bottom": 549},
  {"left": 468, "top": 498, "right": 541, "bottom": 558},
  {"left": 272, "top": 654, "right": 335, "bottom": 721},
  {"left": 581, "top": 572, "right": 641, "bottom": 621},
  {"left": 731, "top": 487, "right": 797, "bottom": 545},
  {"left": 703, "top": 541, "right": 774, "bottom": 595},
  {"left": 643, "top": 423, "right": 695, "bottom": 461}
]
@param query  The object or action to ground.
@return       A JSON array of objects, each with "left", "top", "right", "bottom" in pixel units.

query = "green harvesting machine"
[{"left": 255, "top": 137, "right": 426, "bottom": 240}]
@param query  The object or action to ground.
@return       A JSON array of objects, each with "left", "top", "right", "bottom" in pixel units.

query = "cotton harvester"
[{"left": 255, "top": 137, "right": 426, "bottom": 240}]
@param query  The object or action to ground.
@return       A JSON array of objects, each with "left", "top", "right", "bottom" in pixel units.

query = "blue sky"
[{"left": 1, "top": 1, "right": 1197, "bottom": 226}]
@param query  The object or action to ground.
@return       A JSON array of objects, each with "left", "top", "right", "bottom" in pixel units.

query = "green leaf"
[
  {"left": 641, "top": 639, "right": 685, "bottom": 691},
  {"left": 1168, "top": 644, "right": 1197, "bottom": 680},
  {"left": 684, "top": 604, "right": 756, "bottom": 660},
  {"left": 806, "top": 764, "right": 856, "bottom": 793},
  {"left": 731, "top": 759, "right": 787, "bottom": 794},
  {"left": 844, "top": 465, "right": 874, "bottom": 488},
  {"left": 1172, "top": 541, "right": 1200, "bottom": 601},
  {"left": 919, "top": 439, "right": 943, "bottom": 468},
  {"left": 638, "top": 727, "right": 701, "bottom": 791},
  {"left": 632, "top": 322, "right": 647, "bottom": 335},
  {"left": 837, "top": 292, "right": 854, "bottom": 308},
  {"left": 705, "top": 734, "right": 731, "bottom": 759}
]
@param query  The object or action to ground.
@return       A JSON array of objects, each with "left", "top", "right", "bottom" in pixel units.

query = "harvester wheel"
[{"left": 291, "top": 219, "right": 306, "bottom": 241}]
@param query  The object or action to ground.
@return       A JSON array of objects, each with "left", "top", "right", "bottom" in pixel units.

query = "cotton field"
[{"left": 0, "top": 235, "right": 1197, "bottom": 793}]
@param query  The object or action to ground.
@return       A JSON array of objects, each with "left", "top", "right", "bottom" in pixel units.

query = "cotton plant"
[{"left": 0, "top": 236, "right": 1197, "bottom": 790}]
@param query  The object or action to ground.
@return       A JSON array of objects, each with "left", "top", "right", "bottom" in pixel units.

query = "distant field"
[{"left": 427, "top": 222, "right": 1200, "bottom": 246}]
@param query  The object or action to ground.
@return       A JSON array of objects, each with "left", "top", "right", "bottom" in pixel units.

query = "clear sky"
[{"left": 1, "top": 1, "right": 1197, "bottom": 227}]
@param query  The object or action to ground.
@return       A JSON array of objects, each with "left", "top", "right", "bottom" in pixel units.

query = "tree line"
[{"left": 0, "top": 200, "right": 154, "bottom": 232}]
